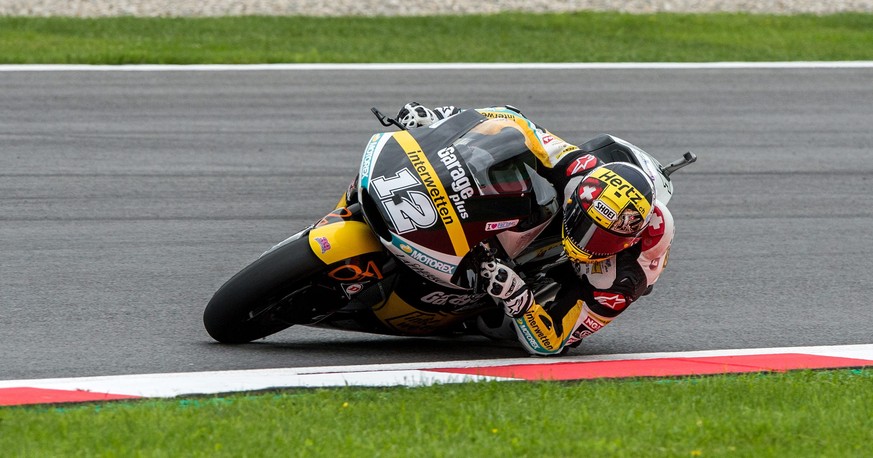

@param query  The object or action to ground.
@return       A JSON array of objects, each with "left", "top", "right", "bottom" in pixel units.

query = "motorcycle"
[{"left": 203, "top": 108, "right": 696, "bottom": 344}]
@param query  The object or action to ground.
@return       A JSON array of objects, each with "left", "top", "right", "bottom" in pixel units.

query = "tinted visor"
[{"left": 563, "top": 195, "right": 639, "bottom": 262}]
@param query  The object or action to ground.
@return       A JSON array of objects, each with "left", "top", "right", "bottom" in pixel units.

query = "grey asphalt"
[{"left": 1, "top": 67, "right": 871, "bottom": 380}]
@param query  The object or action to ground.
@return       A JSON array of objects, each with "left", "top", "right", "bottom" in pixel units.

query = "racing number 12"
[{"left": 370, "top": 168, "right": 437, "bottom": 234}]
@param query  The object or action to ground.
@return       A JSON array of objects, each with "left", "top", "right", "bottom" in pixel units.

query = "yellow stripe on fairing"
[{"left": 392, "top": 130, "right": 469, "bottom": 256}]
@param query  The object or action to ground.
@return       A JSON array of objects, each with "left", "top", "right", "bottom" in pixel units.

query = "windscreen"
[{"left": 451, "top": 119, "right": 539, "bottom": 196}]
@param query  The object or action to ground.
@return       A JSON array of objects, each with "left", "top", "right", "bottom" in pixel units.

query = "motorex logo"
[{"left": 393, "top": 239, "right": 456, "bottom": 274}]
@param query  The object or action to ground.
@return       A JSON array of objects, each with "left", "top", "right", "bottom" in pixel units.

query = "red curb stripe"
[
  {"left": 0, "top": 388, "right": 141, "bottom": 406},
  {"left": 427, "top": 354, "right": 873, "bottom": 381}
]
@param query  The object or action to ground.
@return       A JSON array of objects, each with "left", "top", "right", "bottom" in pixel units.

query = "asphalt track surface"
[{"left": 2, "top": 66, "right": 872, "bottom": 381}]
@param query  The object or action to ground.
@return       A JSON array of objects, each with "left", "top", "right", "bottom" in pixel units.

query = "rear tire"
[{"left": 203, "top": 234, "right": 332, "bottom": 343}]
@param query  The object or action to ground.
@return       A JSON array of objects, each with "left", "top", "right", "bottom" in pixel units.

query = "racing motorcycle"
[{"left": 203, "top": 108, "right": 696, "bottom": 344}]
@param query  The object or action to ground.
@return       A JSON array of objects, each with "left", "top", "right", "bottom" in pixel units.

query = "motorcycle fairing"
[
  {"left": 308, "top": 219, "right": 382, "bottom": 266},
  {"left": 370, "top": 267, "right": 491, "bottom": 335},
  {"left": 385, "top": 233, "right": 461, "bottom": 287},
  {"left": 359, "top": 110, "right": 559, "bottom": 288}
]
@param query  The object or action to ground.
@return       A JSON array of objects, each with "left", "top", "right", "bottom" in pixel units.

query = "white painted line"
[
  {"left": 0, "top": 370, "right": 509, "bottom": 398},
  {"left": 1, "top": 62, "right": 872, "bottom": 72},
  {"left": 1, "top": 343, "right": 871, "bottom": 399}
]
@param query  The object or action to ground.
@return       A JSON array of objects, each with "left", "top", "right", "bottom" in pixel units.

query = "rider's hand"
[
  {"left": 481, "top": 260, "right": 534, "bottom": 317},
  {"left": 397, "top": 102, "right": 438, "bottom": 128}
]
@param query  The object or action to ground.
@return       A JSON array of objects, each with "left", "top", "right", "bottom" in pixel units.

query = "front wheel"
[{"left": 203, "top": 233, "right": 338, "bottom": 343}]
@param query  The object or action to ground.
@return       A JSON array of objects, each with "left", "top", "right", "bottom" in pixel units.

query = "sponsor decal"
[
  {"left": 315, "top": 207, "right": 353, "bottom": 227},
  {"left": 515, "top": 317, "right": 545, "bottom": 352},
  {"left": 481, "top": 111, "right": 517, "bottom": 120},
  {"left": 542, "top": 134, "right": 555, "bottom": 144},
  {"left": 343, "top": 283, "right": 364, "bottom": 297},
  {"left": 597, "top": 168, "right": 646, "bottom": 207},
  {"left": 593, "top": 200, "right": 618, "bottom": 221},
  {"left": 393, "top": 131, "right": 469, "bottom": 256},
  {"left": 359, "top": 133, "right": 388, "bottom": 188},
  {"left": 593, "top": 292, "right": 628, "bottom": 311},
  {"left": 328, "top": 261, "right": 383, "bottom": 282},
  {"left": 573, "top": 257, "right": 614, "bottom": 277},
  {"left": 566, "top": 154, "right": 598, "bottom": 176},
  {"left": 583, "top": 167, "right": 652, "bottom": 234},
  {"left": 394, "top": 240, "right": 456, "bottom": 274},
  {"left": 559, "top": 145, "right": 579, "bottom": 157},
  {"left": 583, "top": 315, "right": 604, "bottom": 332},
  {"left": 515, "top": 313, "right": 557, "bottom": 352},
  {"left": 436, "top": 146, "right": 473, "bottom": 219},
  {"left": 385, "top": 311, "right": 444, "bottom": 334},
  {"left": 403, "top": 259, "right": 445, "bottom": 285},
  {"left": 485, "top": 219, "right": 519, "bottom": 231},
  {"left": 420, "top": 291, "right": 485, "bottom": 307},
  {"left": 314, "top": 236, "right": 331, "bottom": 253},
  {"left": 593, "top": 169, "right": 652, "bottom": 230}
]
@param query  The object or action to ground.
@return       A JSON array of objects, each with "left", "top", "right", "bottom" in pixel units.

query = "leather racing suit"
[{"left": 401, "top": 104, "right": 675, "bottom": 356}]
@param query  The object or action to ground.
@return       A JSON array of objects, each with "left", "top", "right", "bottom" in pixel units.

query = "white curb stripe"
[{"left": 1, "top": 344, "right": 872, "bottom": 399}]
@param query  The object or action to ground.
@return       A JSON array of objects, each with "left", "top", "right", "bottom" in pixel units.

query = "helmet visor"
[{"left": 563, "top": 198, "right": 639, "bottom": 262}]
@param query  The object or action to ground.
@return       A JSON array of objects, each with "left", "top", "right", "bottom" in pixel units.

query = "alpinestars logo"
[
  {"left": 593, "top": 292, "right": 628, "bottom": 311},
  {"left": 566, "top": 154, "right": 598, "bottom": 176}
]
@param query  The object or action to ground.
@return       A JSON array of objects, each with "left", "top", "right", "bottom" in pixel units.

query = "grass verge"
[
  {"left": 1, "top": 12, "right": 873, "bottom": 64},
  {"left": 2, "top": 369, "right": 872, "bottom": 456}
]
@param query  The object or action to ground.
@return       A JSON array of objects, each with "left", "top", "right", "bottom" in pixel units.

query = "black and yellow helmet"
[{"left": 562, "top": 162, "right": 655, "bottom": 262}]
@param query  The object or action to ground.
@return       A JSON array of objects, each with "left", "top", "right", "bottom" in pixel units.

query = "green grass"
[
  {"left": 1, "top": 12, "right": 873, "bottom": 64},
  {"left": 3, "top": 11, "right": 871, "bottom": 457},
  {"left": 3, "top": 370, "right": 873, "bottom": 457}
]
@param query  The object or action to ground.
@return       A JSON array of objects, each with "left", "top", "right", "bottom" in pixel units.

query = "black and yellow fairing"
[
  {"left": 304, "top": 204, "right": 492, "bottom": 336},
  {"left": 307, "top": 207, "right": 383, "bottom": 266},
  {"left": 358, "top": 110, "right": 558, "bottom": 284},
  {"left": 304, "top": 110, "right": 561, "bottom": 335}
]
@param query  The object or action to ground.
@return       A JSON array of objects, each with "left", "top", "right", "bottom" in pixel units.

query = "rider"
[{"left": 396, "top": 102, "right": 675, "bottom": 356}]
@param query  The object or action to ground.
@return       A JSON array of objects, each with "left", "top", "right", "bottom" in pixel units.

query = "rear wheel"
[{"left": 203, "top": 233, "right": 340, "bottom": 343}]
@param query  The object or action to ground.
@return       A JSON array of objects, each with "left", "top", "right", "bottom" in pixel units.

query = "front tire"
[{"left": 203, "top": 234, "right": 333, "bottom": 343}]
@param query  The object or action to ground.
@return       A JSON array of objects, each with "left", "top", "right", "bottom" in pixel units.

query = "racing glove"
[
  {"left": 481, "top": 260, "right": 534, "bottom": 318},
  {"left": 397, "top": 102, "right": 439, "bottom": 128}
]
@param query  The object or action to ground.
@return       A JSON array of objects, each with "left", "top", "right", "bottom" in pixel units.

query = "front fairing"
[{"left": 358, "top": 110, "right": 558, "bottom": 287}]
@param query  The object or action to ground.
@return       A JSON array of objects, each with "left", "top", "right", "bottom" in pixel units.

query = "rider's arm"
[
  {"left": 496, "top": 202, "right": 675, "bottom": 356},
  {"left": 472, "top": 107, "right": 581, "bottom": 168},
  {"left": 481, "top": 260, "right": 585, "bottom": 355}
]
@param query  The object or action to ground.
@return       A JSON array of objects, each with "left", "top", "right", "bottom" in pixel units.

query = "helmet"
[{"left": 562, "top": 162, "right": 655, "bottom": 262}]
